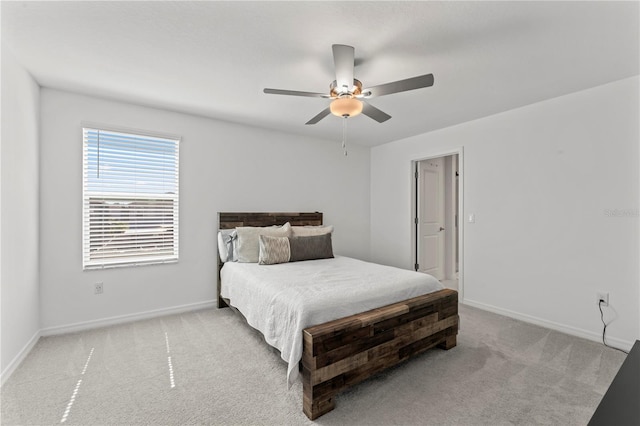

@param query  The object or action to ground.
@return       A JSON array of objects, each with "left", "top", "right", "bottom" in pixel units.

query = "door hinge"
[
  {"left": 414, "top": 217, "right": 419, "bottom": 225},
  {"left": 414, "top": 263, "right": 419, "bottom": 271},
  {"left": 415, "top": 169, "right": 419, "bottom": 179}
]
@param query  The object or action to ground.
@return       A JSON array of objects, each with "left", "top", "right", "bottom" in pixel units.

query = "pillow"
[
  {"left": 217, "top": 229, "right": 237, "bottom": 263},
  {"left": 291, "top": 225, "right": 334, "bottom": 237},
  {"left": 258, "top": 235, "right": 291, "bottom": 265},
  {"left": 236, "top": 222, "right": 292, "bottom": 263},
  {"left": 289, "top": 233, "right": 334, "bottom": 262}
]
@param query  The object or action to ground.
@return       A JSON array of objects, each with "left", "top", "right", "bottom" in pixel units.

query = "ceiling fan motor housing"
[{"left": 330, "top": 79, "right": 363, "bottom": 98}]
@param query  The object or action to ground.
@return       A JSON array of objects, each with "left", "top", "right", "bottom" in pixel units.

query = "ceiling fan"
[{"left": 263, "top": 44, "right": 434, "bottom": 125}]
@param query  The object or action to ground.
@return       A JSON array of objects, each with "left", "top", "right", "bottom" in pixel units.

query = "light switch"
[{"left": 468, "top": 213, "right": 475, "bottom": 223}]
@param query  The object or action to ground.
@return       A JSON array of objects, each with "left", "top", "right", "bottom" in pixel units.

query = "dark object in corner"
[{"left": 589, "top": 340, "right": 640, "bottom": 426}]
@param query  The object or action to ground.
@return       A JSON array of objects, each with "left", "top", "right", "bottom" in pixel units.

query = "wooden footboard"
[{"left": 301, "top": 288, "right": 459, "bottom": 420}]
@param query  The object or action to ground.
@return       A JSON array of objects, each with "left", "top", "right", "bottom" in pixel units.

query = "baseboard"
[
  {"left": 40, "top": 299, "right": 217, "bottom": 336},
  {"left": 462, "top": 298, "right": 634, "bottom": 352},
  {"left": 1, "top": 329, "right": 41, "bottom": 387}
]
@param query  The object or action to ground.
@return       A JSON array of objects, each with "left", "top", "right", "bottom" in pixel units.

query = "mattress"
[{"left": 220, "top": 255, "right": 444, "bottom": 386}]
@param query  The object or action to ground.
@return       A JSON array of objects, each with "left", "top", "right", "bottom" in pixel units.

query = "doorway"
[{"left": 413, "top": 152, "right": 462, "bottom": 292}]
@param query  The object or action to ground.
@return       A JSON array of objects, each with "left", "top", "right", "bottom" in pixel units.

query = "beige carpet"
[{"left": 0, "top": 304, "right": 626, "bottom": 425}]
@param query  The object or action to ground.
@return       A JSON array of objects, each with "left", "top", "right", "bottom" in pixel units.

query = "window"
[{"left": 82, "top": 127, "right": 180, "bottom": 269}]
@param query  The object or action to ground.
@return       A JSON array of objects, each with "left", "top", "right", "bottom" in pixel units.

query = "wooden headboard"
[
  {"left": 218, "top": 212, "right": 323, "bottom": 229},
  {"left": 216, "top": 212, "right": 323, "bottom": 307}
]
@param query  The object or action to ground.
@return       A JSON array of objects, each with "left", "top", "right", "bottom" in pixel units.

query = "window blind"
[{"left": 82, "top": 128, "right": 180, "bottom": 269}]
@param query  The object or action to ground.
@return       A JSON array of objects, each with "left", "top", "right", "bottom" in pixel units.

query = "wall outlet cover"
[{"left": 597, "top": 292, "right": 609, "bottom": 306}]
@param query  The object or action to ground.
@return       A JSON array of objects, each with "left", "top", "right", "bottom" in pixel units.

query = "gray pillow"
[{"left": 288, "top": 233, "right": 334, "bottom": 262}]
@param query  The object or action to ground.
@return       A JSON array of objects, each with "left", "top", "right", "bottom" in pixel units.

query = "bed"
[{"left": 217, "top": 212, "right": 459, "bottom": 420}]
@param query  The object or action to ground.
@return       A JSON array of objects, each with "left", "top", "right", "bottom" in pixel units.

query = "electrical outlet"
[
  {"left": 597, "top": 292, "right": 609, "bottom": 306},
  {"left": 94, "top": 282, "right": 104, "bottom": 295}
]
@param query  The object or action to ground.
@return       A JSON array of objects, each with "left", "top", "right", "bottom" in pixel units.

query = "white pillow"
[
  {"left": 291, "top": 225, "right": 333, "bottom": 237},
  {"left": 217, "top": 229, "right": 237, "bottom": 262},
  {"left": 236, "top": 222, "right": 292, "bottom": 263}
]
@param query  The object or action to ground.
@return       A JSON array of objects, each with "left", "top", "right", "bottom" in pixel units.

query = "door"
[{"left": 418, "top": 158, "right": 445, "bottom": 279}]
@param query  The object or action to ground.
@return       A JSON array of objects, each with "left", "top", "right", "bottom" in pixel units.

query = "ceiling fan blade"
[
  {"left": 362, "top": 102, "right": 391, "bottom": 123},
  {"left": 305, "top": 107, "right": 331, "bottom": 125},
  {"left": 332, "top": 44, "right": 355, "bottom": 93},
  {"left": 363, "top": 73, "right": 434, "bottom": 98},
  {"left": 263, "top": 88, "right": 328, "bottom": 98}
]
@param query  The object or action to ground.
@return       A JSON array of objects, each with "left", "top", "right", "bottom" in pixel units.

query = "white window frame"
[{"left": 82, "top": 126, "right": 180, "bottom": 269}]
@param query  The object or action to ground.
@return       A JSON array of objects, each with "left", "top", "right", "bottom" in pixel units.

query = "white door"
[{"left": 418, "top": 158, "right": 445, "bottom": 279}]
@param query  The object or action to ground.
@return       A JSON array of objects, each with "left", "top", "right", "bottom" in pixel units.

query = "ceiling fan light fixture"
[{"left": 330, "top": 97, "right": 363, "bottom": 118}]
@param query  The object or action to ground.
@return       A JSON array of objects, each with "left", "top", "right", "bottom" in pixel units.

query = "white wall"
[
  {"left": 371, "top": 76, "right": 639, "bottom": 349},
  {"left": 1, "top": 47, "right": 41, "bottom": 382},
  {"left": 39, "top": 89, "right": 370, "bottom": 332}
]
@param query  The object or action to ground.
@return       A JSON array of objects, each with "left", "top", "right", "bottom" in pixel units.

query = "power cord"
[{"left": 598, "top": 300, "right": 629, "bottom": 355}]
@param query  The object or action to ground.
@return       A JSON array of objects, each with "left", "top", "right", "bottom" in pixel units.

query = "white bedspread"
[{"left": 220, "top": 256, "right": 443, "bottom": 386}]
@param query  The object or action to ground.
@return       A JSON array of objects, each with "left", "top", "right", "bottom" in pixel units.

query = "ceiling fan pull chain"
[{"left": 342, "top": 117, "right": 348, "bottom": 156}]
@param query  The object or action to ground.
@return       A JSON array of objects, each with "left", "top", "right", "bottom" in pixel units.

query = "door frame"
[{"left": 410, "top": 147, "right": 465, "bottom": 302}]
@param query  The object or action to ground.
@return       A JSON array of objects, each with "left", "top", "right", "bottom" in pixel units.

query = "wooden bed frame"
[{"left": 217, "top": 212, "right": 459, "bottom": 420}]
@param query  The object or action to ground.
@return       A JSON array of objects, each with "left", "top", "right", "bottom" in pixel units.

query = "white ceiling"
[{"left": 2, "top": 1, "right": 638, "bottom": 147}]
